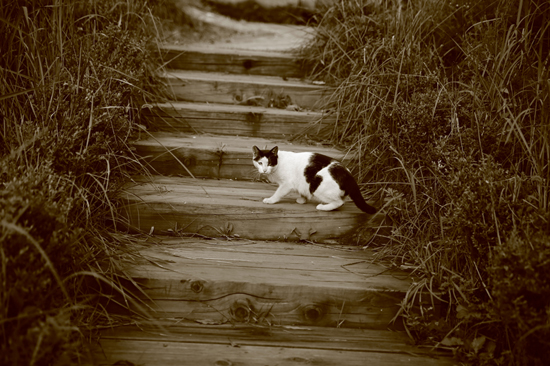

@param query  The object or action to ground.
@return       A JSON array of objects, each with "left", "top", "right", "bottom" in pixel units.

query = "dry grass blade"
[
  {"left": 0, "top": 1, "right": 184, "bottom": 365},
  {"left": 300, "top": 0, "right": 550, "bottom": 363}
]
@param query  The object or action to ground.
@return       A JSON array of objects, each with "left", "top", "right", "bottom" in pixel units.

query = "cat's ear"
[
  {"left": 252, "top": 146, "right": 261, "bottom": 159},
  {"left": 270, "top": 146, "right": 278, "bottom": 156}
]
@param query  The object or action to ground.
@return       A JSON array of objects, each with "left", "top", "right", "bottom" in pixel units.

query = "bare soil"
[{"left": 163, "top": 3, "right": 315, "bottom": 52}]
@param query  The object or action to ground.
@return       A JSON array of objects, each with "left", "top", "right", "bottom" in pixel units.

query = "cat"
[{"left": 252, "top": 146, "right": 377, "bottom": 214}]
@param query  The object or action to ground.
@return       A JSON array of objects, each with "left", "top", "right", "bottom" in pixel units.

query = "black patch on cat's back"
[
  {"left": 304, "top": 153, "right": 335, "bottom": 194},
  {"left": 329, "top": 164, "right": 352, "bottom": 195}
]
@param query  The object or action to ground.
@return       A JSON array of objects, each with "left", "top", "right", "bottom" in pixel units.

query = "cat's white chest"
[{"left": 267, "top": 151, "right": 312, "bottom": 195}]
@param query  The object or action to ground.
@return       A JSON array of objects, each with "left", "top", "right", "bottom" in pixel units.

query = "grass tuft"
[
  {"left": 301, "top": 0, "right": 550, "bottom": 364},
  {"left": 0, "top": 0, "right": 191, "bottom": 364}
]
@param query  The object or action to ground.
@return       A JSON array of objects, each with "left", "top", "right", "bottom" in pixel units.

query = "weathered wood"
[
  {"left": 90, "top": 341, "right": 455, "bottom": 366},
  {"left": 164, "top": 70, "right": 331, "bottom": 110},
  {"left": 106, "top": 238, "right": 410, "bottom": 329},
  {"left": 142, "top": 102, "right": 333, "bottom": 138},
  {"left": 135, "top": 237, "right": 403, "bottom": 277},
  {"left": 95, "top": 320, "right": 418, "bottom": 353},
  {"left": 133, "top": 133, "right": 346, "bottom": 180},
  {"left": 160, "top": 44, "right": 303, "bottom": 77},
  {"left": 89, "top": 320, "right": 453, "bottom": 360},
  {"left": 119, "top": 176, "right": 380, "bottom": 242},
  {"left": 88, "top": 321, "right": 456, "bottom": 366},
  {"left": 135, "top": 293, "right": 400, "bottom": 329}
]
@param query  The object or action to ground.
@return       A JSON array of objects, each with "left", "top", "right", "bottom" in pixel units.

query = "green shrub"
[
  {"left": 489, "top": 228, "right": 550, "bottom": 365},
  {"left": 0, "top": 0, "right": 181, "bottom": 364},
  {"left": 301, "top": 0, "right": 550, "bottom": 364}
]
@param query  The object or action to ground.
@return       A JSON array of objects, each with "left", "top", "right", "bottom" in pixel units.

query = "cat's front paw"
[
  {"left": 263, "top": 197, "right": 278, "bottom": 204},
  {"left": 296, "top": 196, "right": 307, "bottom": 204}
]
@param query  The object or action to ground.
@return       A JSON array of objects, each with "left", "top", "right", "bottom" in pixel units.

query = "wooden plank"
[
  {"left": 135, "top": 238, "right": 406, "bottom": 279},
  {"left": 141, "top": 102, "right": 333, "bottom": 138},
  {"left": 128, "top": 237, "right": 412, "bottom": 292},
  {"left": 164, "top": 70, "right": 331, "bottom": 110},
  {"left": 119, "top": 176, "right": 379, "bottom": 242},
  {"left": 131, "top": 263, "right": 407, "bottom": 294},
  {"left": 88, "top": 338, "right": 455, "bottom": 366},
  {"left": 126, "top": 269, "right": 404, "bottom": 328},
  {"left": 107, "top": 238, "right": 410, "bottom": 328},
  {"left": 160, "top": 44, "right": 303, "bottom": 77},
  {"left": 93, "top": 320, "right": 450, "bottom": 357},
  {"left": 133, "top": 133, "right": 346, "bottom": 180},
  {"left": 152, "top": 237, "right": 373, "bottom": 259},
  {"left": 133, "top": 294, "right": 400, "bottom": 329}
]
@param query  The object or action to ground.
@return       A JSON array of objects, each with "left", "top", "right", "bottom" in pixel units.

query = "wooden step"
[
  {"left": 87, "top": 319, "right": 454, "bottom": 366},
  {"left": 105, "top": 238, "right": 411, "bottom": 328},
  {"left": 134, "top": 133, "right": 346, "bottom": 180},
  {"left": 120, "top": 176, "right": 379, "bottom": 242},
  {"left": 163, "top": 70, "right": 331, "bottom": 110},
  {"left": 142, "top": 102, "right": 333, "bottom": 139},
  {"left": 160, "top": 44, "right": 303, "bottom": 77}
]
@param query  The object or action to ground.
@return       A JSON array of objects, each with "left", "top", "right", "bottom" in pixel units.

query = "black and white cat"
[{"left": 252, "top": 146, "right": 377, "bottom": 214}]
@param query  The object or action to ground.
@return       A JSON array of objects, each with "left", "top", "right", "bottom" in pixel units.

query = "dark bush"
[
  {"left": 0, "top": 0, "right": 169, "bottom": 364},
  {"left": 300, "top": 0, "right": 550, "bottom": 364}
]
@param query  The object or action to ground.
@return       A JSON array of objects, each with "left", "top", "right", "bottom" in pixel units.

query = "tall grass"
[
  {"left": 301, "top": 0, "right": 550, "bottom": 364},
  {"left": 0, "top": 0, "right": 181, "bottom": 364}
]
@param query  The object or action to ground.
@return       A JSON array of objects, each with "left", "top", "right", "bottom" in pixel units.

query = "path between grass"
[{"left": 175, "top": 3, "right": 316, "bottom": 51}]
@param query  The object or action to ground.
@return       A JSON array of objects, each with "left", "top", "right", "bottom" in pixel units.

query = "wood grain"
[
  {"left": 135, "top": 295, "right": 399, "bottom": 329},
  {"left": 95, "top": 320, "right": 418, "bottom": 353},
  {"left": 160, "top": 44, "right": 303, "bottom": 77},
  {"left": 87, "top": 320, "right": 453, "bottom": 362},
  {"left": 133, "top": 133, "right": 347, "bottom": 180},
  {"left": 88, "top": 321, "right": 456, "bottom": 366},
  {"left": 164, "top": 70, "right": 331, "bottom": 110},
  {"left": 141, "top": 102, "right": 334, "bottom": 138},
  {"left": 90, "top": 341, "right": 455, "bottom": 366},
  {"left": 119, "top": 176, "right": 379, "bottom": 242},
  {"left": 109, "top": 238, "right": 411, "bottom": 329}
]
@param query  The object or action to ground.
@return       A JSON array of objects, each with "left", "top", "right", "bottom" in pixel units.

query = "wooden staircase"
[
  {"left": 88, "top": 19, "right": 454, "bottom": 366},
  {"left": 122, "top": 41, "right": 370, "bottom": 242}
]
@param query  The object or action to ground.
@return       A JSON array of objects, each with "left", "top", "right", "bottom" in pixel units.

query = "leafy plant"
[
  {"left": 300, "top": 0, "right": 550, "bottom": 364},
  {"left": 0, "top": 0, "right": 188, "bottom": 364}
]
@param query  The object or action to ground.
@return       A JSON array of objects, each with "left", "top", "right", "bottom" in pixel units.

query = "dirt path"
[{"left": 174, "top": 4, "right": 315, "bottom": 52}]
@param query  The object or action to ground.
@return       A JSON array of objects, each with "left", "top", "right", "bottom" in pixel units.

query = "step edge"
[
  {"left": 163, "top": 70, "right": 328, "bottom": 90},
  {"left": 159, "top": 43, "right": 297, "bottom": 58},
  {"left": 146, "top": 101, "right": 334, "bottom": 116}
]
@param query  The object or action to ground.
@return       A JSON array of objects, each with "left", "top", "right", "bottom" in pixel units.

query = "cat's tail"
[{"left": 344, "top": 171, "right": 377, "bottom": 214}]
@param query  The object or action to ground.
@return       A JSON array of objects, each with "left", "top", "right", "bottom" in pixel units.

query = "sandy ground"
[
  {"left": 208, "top": 0, "right": 334, "bottom": 10},
  {"left": 212, "top": 0, "right": 318, "bottom": 9},
  {"left": 167, "top": 4, "right": 316, "bottom": 52}
]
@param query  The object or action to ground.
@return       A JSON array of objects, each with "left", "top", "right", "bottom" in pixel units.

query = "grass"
[
  {"left": 300, "top": 0, "right": 550, "bottom": 365},
  {"left": 0, "top": 0, "right": 199, "bottom": 364}
]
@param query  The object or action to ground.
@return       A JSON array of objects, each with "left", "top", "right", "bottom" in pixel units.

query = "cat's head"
[{"left": 252, "top": 146, "right": 278, "bottom": 174}]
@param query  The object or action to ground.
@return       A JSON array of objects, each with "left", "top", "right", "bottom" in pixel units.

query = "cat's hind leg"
[
  {"left": 296, "top": 195, "right": 307, "bottom": 204},
  {"left": 316, "top": 199, "right": 345, "bottom": 211},
  {"left": 313, "top": 182, "right": 345, "bottom": 211}
]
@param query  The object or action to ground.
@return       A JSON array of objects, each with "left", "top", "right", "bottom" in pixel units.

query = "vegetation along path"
[{"left": 88, "top": 5, "right": 454, "bottom": 366}]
